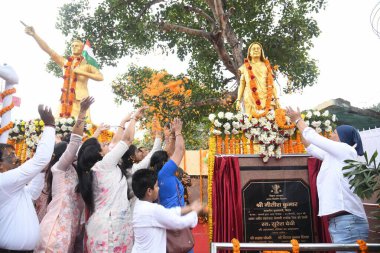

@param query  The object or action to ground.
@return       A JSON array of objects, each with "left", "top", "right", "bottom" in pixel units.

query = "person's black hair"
[
  {"left": 76, "top": 138, "right": 102, "bottom": 214},
  {"left": 44, "top": 141, "right": 68, "bottom": 204},
  {"left": 120, "top": 145, "right": 137, "bottom": 171},
  {"left": 149, "top": 150, "right": 169, "bottom": 173},
  {"left": 132, "top": 169, "right": 157, "bottom": 200}
]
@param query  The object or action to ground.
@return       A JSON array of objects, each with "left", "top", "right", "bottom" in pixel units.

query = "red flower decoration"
[
  {"left": 68, "top": 56, "right": 73, "bottom": 61},
  {"left": 250, "top": 75, "right": 255, "bottom": 80},
  {"left": 73, "top": 78, "right": 77, "bottom": 82},
  {"left": 69, "top": 101, "right": 73, "bottom": 105},
  {"left": 248, "top": 66, "right": 252, "bottom": 70},
  {"left": 59, "top": 113, "right": 64, "bottom": 117},
  {"left": 256, "top": 100, "right": 261, "bottom": 105},
  {"left": 65, "top": 113, "right": 71, "bottom": 117},
  {"left": 244, "top": 59, "right": 248, "bottom": 63},
  {"left": 77, "top": 57, "right": 82, "bottom": 61},
  {"left": 252, "top": 87, "right": 257, "bottom": 93},
  {"left": 70, "top": 88, "right": 75, "bottom": 93}
]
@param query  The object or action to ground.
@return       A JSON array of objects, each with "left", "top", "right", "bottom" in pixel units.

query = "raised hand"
[
  {"left": 133, "top": 106, "right": 148, "bottom": 120},
  {"left": 97, "top": 122, "right": 110, "bottom": 132},
  {"left": 285, "top": 106, "right": 302, "bottom": 123},
  {"left": 171, "top": 117, "right": 183, "bottom": 134},
  {"left": 79, "top": 96, "right": 95, "bottom": 112},
  {"left": 38, "top": 105, "right": 55, "bottom": 126},
  {"left": 24, "top": 26, "right": 36, "bottom": 36}
]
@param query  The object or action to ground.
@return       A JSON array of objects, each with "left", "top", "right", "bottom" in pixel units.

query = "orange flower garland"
[
  {"left": 1, "top": 87, "right": 16, "bottom": 99},
  {"left": 231, "top": 238, "right": 240, "bottom": 253},
  {"left": 0, "top": 103, "right": 15, "bottom": 117},
  {"left": 357, "top": 239, "right": 368, "bottom": 253},
  {"left": 0, "top": 122, "right": 14, "bottom": 135},
  {"left": 290, "top": 239, "right": 299, "bottom": 253},
  {"left": 275, "top": 108, "right": 295, "bottom": 129},
  {"left": 60, "top": 56, "right": 83, "bottom": 118},
  {"left": 244, "top": 58, "right": 274, "bottom": 118}
]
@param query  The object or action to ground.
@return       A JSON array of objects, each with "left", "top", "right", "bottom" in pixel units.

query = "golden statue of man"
[
  {"left": 25, "top": 26, "right": 103, "bottom": 120},
  {"left": 236, "top": 42, "right": 280, "bottom": 118}
]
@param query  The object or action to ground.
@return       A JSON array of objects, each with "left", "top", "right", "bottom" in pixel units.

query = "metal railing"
[{"left": 210, "top": 242, "right": 380, "bottom": 252}]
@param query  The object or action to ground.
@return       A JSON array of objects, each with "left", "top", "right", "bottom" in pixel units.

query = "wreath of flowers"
[
  {"left": 209, "top": 110, "right": 294, "bottom": 162},
  {"left": 60, "top": 56, "right": 83, "bottom": 117},
  {"left": 302, "top": 109, "right": 337, "bottom": 134},
  {"left": 8, "top": 120, "right": 27, "bottom": 140},
  {"left": 275, "top": 108, "right": 295, "bottom": 129},
  {"left": 244, "top": 58, "right": 274, "bottom": 119}
]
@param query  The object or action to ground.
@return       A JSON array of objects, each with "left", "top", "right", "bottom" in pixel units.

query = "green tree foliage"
[
  {"left": 54, "top": 0, "right": 326, "bottom": 99},
  {"left": 343, "top": 151, "right": 380, "bottom": 221}
]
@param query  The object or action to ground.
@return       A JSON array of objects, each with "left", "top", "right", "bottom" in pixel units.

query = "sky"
[{"left": 1, "top": 0, "right": 380, "bottom": 127}]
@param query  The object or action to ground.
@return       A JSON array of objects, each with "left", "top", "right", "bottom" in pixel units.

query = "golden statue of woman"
[
  {"left": 236, "top": 42, "right": 280, "bottom": 118},
  {"left": 25, "top": 26, "right": 103, "bottom": 120}
]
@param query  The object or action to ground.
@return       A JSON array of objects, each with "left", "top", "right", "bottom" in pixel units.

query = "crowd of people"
[{"left": 0, "top": 97, "right": 203, "bottom": 253}]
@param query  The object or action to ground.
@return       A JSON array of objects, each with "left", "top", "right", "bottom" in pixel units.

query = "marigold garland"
[
  {"left": 0, "top": 122, "right": 14, "bottom": 135},
  {"left": 207, "top": 135, "right": 216, "bottom": 242},
  {"left": 275, "top": 108, "right": 295, "bottom": 129},
  {"left": 357, "top": 239, "right": 368, "bottom": 253},
  {"left": 60, "top": 56, "right": 83, "bottom": 118},
  {"left": 290, "top": 239, "right": 299, "bottom": 253},
  {"left": 1, "top": 87, "right": 16, "bottom": 99},
  {"left": 244, "top": 58, "right": 274, "bottom": 119},
  {"left": 0, "top": 103, "right": 15, "bottom": 117},
  {"left": 231, "top": 238, "right": 240, "bottom": 253}
]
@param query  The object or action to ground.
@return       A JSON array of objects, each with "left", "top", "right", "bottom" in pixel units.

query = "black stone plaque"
[{"left": 243, "top": 180, "right": 313, "bottom": 243}]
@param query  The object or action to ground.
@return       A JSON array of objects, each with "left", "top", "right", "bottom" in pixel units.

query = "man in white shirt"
[
  {"left": 0, "top": 105, "right": 55, "bottom": 252},
  {"left": 131, "top": 169, "right": 202, "bottom": 253}
]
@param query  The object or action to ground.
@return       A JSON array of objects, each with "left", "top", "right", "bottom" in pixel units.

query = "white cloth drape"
[{"left": 359, "top": 128, "right": 380, "bottom": 164}]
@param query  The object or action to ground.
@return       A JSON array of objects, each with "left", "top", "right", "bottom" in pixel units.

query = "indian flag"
[{"left": 82, "top": 40, "right": 100, "bottom": 69}]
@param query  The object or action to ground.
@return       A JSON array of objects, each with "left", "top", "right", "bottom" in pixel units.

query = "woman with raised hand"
[
  {"left": 150, "top": 118, "right": 195, "bottom": 253},
  {"left": 76, "top": 106, "right": 146, "bottom": 253},
  {"left": 34, "top": 97, "right": 94, "bottom": 253},
  {"left": 286, "top": 106, "right": 368, "bottom": 249},
  {"left": 118, "top": 118, "right": 162, "bottom": 210}
]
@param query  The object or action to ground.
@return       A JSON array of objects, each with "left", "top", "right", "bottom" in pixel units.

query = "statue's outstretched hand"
[{"left": 25, "top": 26, "right": 35, "bottom": 36}]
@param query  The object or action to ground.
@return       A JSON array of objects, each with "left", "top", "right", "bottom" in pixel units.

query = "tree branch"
[
  {"left": 158, "top": 22, "right": 212, "bottom": 39},
  {"left": 184, "top": 5, "right": 215, "bottom": 24},
  {"left": 187, "top": 91, "right": 236, "bottom": 107},
  {"left": 213, "top": 0, "right": 227, "bottom": 35},
  {"left": 210, "top": 34, "right": 237, "bottom": 75}
]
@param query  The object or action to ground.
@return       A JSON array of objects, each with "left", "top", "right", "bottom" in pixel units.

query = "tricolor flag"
[{"left": 82, "top": 40, "right": 100, "bottom": 69}]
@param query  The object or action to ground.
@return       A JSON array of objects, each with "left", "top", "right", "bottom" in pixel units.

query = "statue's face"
[
  {"left": 71, "top": 41, "right": 83, "bottom": 56},
  {"left": 249, "top": 44, "right": 262, "bottom": 59}
]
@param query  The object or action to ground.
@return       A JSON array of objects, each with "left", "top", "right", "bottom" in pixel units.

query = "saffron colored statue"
[
  {"left": 236, "top": 42, "right": 280, "bottom": 118},
  {"left": 25, "top": 26, "right": 103, "bottom": 120}
]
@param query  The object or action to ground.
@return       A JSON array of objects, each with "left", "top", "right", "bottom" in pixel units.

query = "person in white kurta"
[
  {"left": 0, "top": 106, "right": 55, "bottom": 251},
  {"left": 131, "top": 169, "right": 201, "bottom": 253}
]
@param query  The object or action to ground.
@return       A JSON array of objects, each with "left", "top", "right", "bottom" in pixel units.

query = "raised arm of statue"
[{"left": 25, "top": 26, "right": 65, "bottom": 67}]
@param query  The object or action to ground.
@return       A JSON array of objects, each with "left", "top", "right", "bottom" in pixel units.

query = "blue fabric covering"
[
  {"left": 336, "top": 125, "right": 364, "bottom": 156},
  {"left": 158, "top": 159, "right": 185, "bottom": 208}
]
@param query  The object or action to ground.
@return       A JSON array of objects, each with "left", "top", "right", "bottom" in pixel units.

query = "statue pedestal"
[
  {"left": 210, "top": 155, "right": 325, "bottom": 244},
  {"left": 238, "top": 155, "right": 317, "bottom": 243}
]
